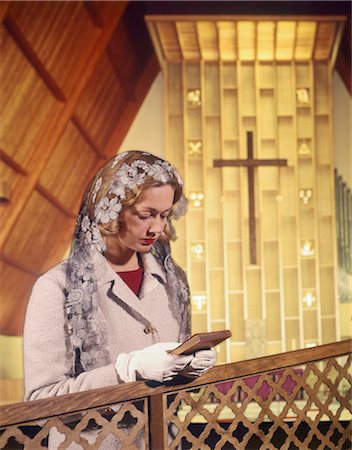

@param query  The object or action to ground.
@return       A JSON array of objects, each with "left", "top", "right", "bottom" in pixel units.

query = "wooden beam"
[
  {"left": 0, "top": 254, "right": 40, "bottom": 277},
  {"left": 0, "top": 148, "right": 28, "bottom": 175},
  {"left": 214, "top": 159, "right": 288, "bottom": 167},
  {"left": 71, "top": 115, "right": 104, "bottom": 157},
  {"left": 145, "top": 15, "right": 347, "bottom": 23},
  {"left": 145, "top": 20, "right": 167, "bottom": 72},
  {"left": 329, "top": 20, "right": 346, "bottom": 71},
  {"left": 3, "top": 16, "right": 66, "bottom": 102},
  {"left": 35, "top": 184, "right": 76, "bottom": 219},
  {"left": 334, "top": 19, "right": 351, "bottom": 94}
]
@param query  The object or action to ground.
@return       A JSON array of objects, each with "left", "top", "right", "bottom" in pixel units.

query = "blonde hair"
[{"left": 84, "top": 151, "right": 183, "bottom": 240}]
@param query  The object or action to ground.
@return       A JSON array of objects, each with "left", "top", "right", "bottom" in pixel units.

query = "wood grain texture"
[
  {"left": 165, "top": 356, "right": 351, "bottom": 449},
  {"left": 103, "top": 54, "right": 160, "bottom": 158},
  {"left": 0, "top": 26, "right": 58, "bottom": 166},
  {"left": 38, "top": 120, "right": 99, "bottom": 214},
  {"left": 74, "top": 54, "right": 129, "bottom": 153},
  {"left": 0, "top": 398, "right": 149, "bottom": 449},
  {"left": 0, "top": 339, "right": 349, "bottom": 427},
  {"left": 0, "top": 261, "right": 37, "bottom": 335},
  {"left": 0, "top": 340, "right": 350, "bottom": 449},
  {"left": 149, "top": 394, "right": 167, "bottom": 450},
  {"left": 85, "top": 1, "right": 128, "bottom": 29},
  {"left": 6, "top": 1, "right": 100, "bottom": 97},
  {"left": 0, "top": 2, "right": 124, "bottom": 251},
  {"left": 0, "top": 1, "right": 11, "bottom": 22},
  {"left": 3, "top": 16, "right": 66, "bottom": 101},
  {"left": 1, "top": 190, "right": 75, "bottom": 274}
]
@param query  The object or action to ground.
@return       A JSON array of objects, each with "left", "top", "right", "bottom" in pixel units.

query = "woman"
[{"left": 23, "top": 151, "right": 215, "bottom": 446}]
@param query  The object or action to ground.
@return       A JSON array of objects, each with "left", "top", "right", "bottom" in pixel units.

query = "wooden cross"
[{"left": 214, "top": 131, "right": 287, "bottom": 265}]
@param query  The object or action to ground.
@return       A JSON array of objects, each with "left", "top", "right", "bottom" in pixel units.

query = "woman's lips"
[{"left": 142, "top": 239, "right": 155, "bottom": 245}]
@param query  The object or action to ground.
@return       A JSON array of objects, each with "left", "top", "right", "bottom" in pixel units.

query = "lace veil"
[{"left": 65, "top": 151, "right": 190, "bottom": 376}]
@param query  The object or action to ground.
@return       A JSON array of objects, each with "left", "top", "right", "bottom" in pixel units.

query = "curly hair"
[{"left": 84, "top": 151, "right": 184, "bottom": 241}]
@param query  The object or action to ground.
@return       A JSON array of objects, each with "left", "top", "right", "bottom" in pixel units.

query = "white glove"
[
  {"left": 115, "top": 343, "right": 193, "bottom": 383},
  {"left": 178, "top": 348, "right": 217, "bottom": 379}
]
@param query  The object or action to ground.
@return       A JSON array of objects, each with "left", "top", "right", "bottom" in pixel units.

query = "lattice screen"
[
  {"left": 165, "top": 354, "right": 351, "bottom": 449},
  {"left": 0, "top": 399, "right": 148, "bottom": 449}
]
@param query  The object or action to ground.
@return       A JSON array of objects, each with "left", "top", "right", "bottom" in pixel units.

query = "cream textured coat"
[{"left": 23, "top": 252, "right": 181, "bottom": 448}]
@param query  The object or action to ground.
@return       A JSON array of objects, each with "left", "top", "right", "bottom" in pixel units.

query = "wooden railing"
[{"left": 0, "top": 339, "right": 350, "bottom": 449}]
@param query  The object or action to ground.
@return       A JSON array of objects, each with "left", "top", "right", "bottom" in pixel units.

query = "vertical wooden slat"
[
  {"left": 257, "top": 21, "right": 275, "bottom": 61},
  {"left": 197, "top": 21, "right": 218, "bottom": 61},
  {"left": 295, "top": 21, "right": 317, "bottom": 60},
  {"left": 237, "top": 21, "right": 255, "bottom": 61},
  {"left": 276, "top": 21, "right": 296, "bottom": 61},
  {"left": 149, "top": 393, "right": 168, "bottom": 450},
  {"left": 217, "top": 21, "right": 236, "bottom": 61}
]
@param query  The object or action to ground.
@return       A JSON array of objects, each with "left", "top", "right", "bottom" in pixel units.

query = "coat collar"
[
  {"left": 141, "top": 251, "right": 167, "bottom": 284},
  {"left": 93, "top": 250, "right": 166, "bottom": 288}
]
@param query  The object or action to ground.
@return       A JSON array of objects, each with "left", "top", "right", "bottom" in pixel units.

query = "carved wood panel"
[
  {"left": 0, "top": 399, "right": 149, "bottom": 450},
  {"left": 164, "top": 354, "right": 351, "bottom": 449}
]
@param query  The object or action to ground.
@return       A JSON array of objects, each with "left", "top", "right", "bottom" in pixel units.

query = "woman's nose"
[{"left": 148, "top": 216, "right": 165, "bottom": 234}]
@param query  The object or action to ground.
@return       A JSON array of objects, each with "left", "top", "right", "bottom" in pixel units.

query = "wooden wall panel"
[
  {"left": 0, "top": 26, "right": 58, "bottom": 165},
  {"left": 0, "top": 262, "right": 37, "bottom": 335},
  {"left": 6, "top": 1, "right": 100, "bottom": 97},
  {"left": 2, "top": 191, "right": 75, "bottom": 274},
  {"left": 0, "top": 2, "right": 127, "bottom": 248},
  {"left": 74, "top": 54, "right": 128, "bottom": 153},
  {"left": 39, "top": 121, "right": 98, "bottom": 214}
]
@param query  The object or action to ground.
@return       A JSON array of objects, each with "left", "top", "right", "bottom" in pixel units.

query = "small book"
[{"left": 169, "top": 330, "right": 232, "bottom": 355}]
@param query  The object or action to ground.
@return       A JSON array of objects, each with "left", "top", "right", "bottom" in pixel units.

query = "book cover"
[{"left": 169, "top": 330, "right": 232, "bottom": 355}]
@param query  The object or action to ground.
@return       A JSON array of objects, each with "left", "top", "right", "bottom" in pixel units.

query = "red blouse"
[{"left": 117, "top": 267, "right": 143, "bottom": 296}]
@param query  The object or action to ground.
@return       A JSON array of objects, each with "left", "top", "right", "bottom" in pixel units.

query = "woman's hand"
[
  {"left": 178, "top": 348, "right": 217, "bottom": 380},
  {"left": 115, "top": 342, "right": 193, "bottom": 383}
]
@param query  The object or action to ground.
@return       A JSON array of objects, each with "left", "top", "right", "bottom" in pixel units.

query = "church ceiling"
[{"left": 147, "top": 16, "right": 345, "bottom": 64}]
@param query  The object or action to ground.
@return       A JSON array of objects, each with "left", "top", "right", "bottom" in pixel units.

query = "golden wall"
[{"left": 146, "top": 16, "right": 346, "bottom": 364}]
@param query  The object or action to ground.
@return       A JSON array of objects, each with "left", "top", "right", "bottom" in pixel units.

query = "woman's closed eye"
[
  {"left": 138, "top": 214, "right": 151, "bottom": 221},
  {"left": 137, "top": 211, "right": 173, "bottom": 221}
]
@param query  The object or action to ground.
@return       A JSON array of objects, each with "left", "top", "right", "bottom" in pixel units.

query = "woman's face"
[{"left": 108, "top": 184, "right": 175, "bottom": 256}]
